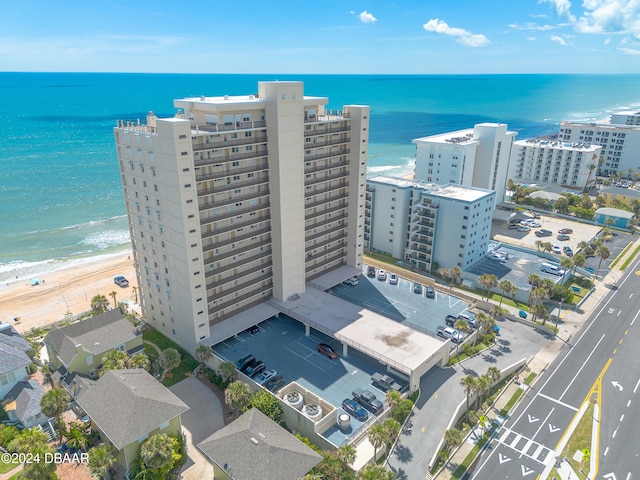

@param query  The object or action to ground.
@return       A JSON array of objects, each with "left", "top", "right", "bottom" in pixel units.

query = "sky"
[{"left": 1, "top": 1, "right": 639, "bottom": 74}]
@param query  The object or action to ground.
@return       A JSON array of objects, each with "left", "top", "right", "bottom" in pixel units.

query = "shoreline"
[{"left": 0, "top": 251, "right": 136, "bottom": 334}]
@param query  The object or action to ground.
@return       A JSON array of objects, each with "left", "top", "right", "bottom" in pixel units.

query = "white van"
[{"left": 541, "top": 262, "right": 565, "bottom": 276}]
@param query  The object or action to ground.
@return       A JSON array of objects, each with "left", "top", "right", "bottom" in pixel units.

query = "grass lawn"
[
  {"left": 560, "top": 403, "right": 594, "bottom": 479},
  {"left": 0, "top": 457, "right": 20, "bottom": 474},
  {"left": 142, "top": 328, "right": 199, "bottom": 388}
]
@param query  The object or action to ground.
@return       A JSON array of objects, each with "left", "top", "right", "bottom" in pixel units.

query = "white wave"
[
  {"left": 61, "top": 215, "right": 127, "bottom": 231},
  {"left": 80, "top": 230, "right": 131, "bottom": 249}
]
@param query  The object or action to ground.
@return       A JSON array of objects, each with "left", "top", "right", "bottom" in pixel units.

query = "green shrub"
[
  {"left": 391, "top": 399, "right": 414, "bottom": 424},
  {"left": 26, "top": 363, "right": 38, "bottom": 375},
  {"left": 0, "top": 425, "right": 20, "bottom": 450}
]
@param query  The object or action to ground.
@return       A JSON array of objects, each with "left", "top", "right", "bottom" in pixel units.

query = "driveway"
[{"left": 170, "top": 377, "right": 224, "bottom": 480}]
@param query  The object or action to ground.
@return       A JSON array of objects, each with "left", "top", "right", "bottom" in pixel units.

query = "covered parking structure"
[{"left": 269, "top": 286, "right": 450, "bottom": 392}]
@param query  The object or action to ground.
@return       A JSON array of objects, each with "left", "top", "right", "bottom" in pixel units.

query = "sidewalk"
[{"left": 432, "top": 234, "right": 640, "bottom": 479}]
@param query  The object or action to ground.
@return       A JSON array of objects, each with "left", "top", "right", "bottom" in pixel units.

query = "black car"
[
  {"left": 413, "top": 283, "right": 422, "bottom": 294},
  {"left": 240, "top": 358, "right": 258, "bottom": 374},
  {"left": 249, "top": 361, "right": 266, "bottom": 378},
  {"left": 366, "top": 266, "right": 376, "bottom": 278},
  {"left": 236, "top": 354, "right": 255, "bottom": 370},
  {"left": 342, "top": 399, "right": 368, "bottom": 422},
  {"left": 426, "top": 286, "right": 435, "bottom": 298},
  {"left": 245, "top": 325, "right": 260, "bottom": 334},
  {"left": 352, "top": 388, "right": 383, "bottom": 414},
  {"left": 265, "top": 375, "right": 285, "bottom": 392},
  {"left": 445, "top": 315, "right": 457, "bottom": 327}
]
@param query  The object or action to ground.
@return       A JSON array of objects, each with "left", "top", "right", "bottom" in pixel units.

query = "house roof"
[
  {"left": 197, "top": 408, "right": 322, "bottom": 480},
  {"left": 595, "top": 207, "right": 635, "bottom": 219},
  {"left": 3, "top": 380, "right": 45, "bottom": 424},
  {"left": 600, "top": 186, "right": 640, "bottom": 198},
  {"left": 45, "top": 308, "right": 139, "bottom": 367},
  {"left": 75, "top": 369, "right": 188, "bottom": 450},
  {"left": 0, "top": 324, "right": 32, "bottom": 376}
]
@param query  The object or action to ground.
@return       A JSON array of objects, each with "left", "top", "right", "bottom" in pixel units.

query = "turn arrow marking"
[
  {"left": 498, "top": 453, "right": 511, "bottom": 464},
  {"left": 527, "top": 414, "right": 539, "bottom": 423},
  {"left": 521, "top": 465, "right": 535, "bottom": 476},
  {"left": 548, "top": 424, "right": 561, "bottom": 433},
  {"left": 603, "top": 473, "right": 617, "bottom": 480},
  {"left": 611, "top": 381, "right": 623, "bottom": 391}
]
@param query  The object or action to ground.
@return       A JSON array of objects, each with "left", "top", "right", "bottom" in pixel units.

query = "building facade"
[
  {"left": 610, "top": 110, "right": 640, "bottom": 126},
  {"left": 558, "top": 118, "right": 640, "bottom": 177},
  {"left": 508, "top": 138, "right": 602, "bottom": 190},
  {"left": 114, "top": 82, "right": 369, "bottom": 351},
  {"left": 413, "top": 123, "right": 516, "bottom": 204},
  {"left": 365, "top": 176, "right": 495, "bottom": 272}
]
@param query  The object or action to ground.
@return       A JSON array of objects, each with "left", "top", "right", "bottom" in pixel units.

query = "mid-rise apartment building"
[
  {"left": 559, "top": 116, "right": 640, "bottom": 177},
  {"left": 365, "top": 177, "right": 495, "bottom": 272},
  {"left": 114, "top": 82, "right": 369, "bottom": 351},
  {"left": 508, "top": 138, "right": 602, "bottom": 190},
  {"left": 413, "top": 123, "right": 516, "bottom": 204}
]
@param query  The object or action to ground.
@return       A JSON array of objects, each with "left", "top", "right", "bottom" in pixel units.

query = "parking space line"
[{"left": 283, "top": 345, "right": 328, "bottom": 373}]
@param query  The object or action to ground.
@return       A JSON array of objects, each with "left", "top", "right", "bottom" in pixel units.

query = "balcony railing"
[
  {"left": 202, "top": 225, "right": 271, "bottom": 252},
  {"left": 199, "top": 189, "right": 270, "bottom": 211},
  {"left": 194, "top": 120, "right": 266, "bottom": 134},
  {"left": 192, "top": 134, "right": 268, "bottom": 152},
  {"left": 305, "top": 181, "right": 349, "bottom": 197},
  {"left": 205, "top": 248, "right": 272, "bottom": 278},
  {"left": 208, "top": 283, "right": 273, "bottom": 317},
  {"left": 304, "top": 158, "right": 349, "bottom": 174},
  {"left": 194, "top": 150, "right": 268, "bottom": 167},
  {"left": 198, "top": 175, "right": 269, "bottom": 197},
  {"left": 206, "top": 261, "right": 272, "bottom": 289},
  {"left": 303, "top": 138, "right": 350, "bottom": 150},
  {"left": 305, "top": 193, "right": 347, "bottom": 210},
  {"left": 204, "top": 237, "right": 271, "bottom": 265},
  {"left": 305, "top": 231, "right": 348, "bottom": 253},
  {"left": 196, "top": 163, "right": 269, "bottom": 182},
  {"left": 305, "top": 203, "right": 348, "bottom": 221},
  {"left": 304, "top": 123, "right": 350, "bottom": 136},
  {"left": 200, "top": 202, "right": 270, "bottom": 227},
  {"left": 305, "top": 247, "right": 346, "bottom": 264},
  {"left": 305, "top": 223, "right": 346, "bottom": 242},
  {"left": 304, "top": 172, "right": 349, "bottom": 187},
  {"left": 209, "top": 271, "right": 273, "bottom": 302}
]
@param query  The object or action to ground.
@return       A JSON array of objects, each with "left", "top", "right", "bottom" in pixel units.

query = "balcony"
[
  {"left": 209, "top": 284, "right": 273, "bottom": 317},
  {"left": 200, "top": 202, "right": 271, "bottom": 225},
  {"left": 196, "top": 163, "right": 269, "bottom": 182},
  {"left": 305, "top": 245, "right": 346, "bottom": 263},
  {"left": 206, "top": 261, "right": 272, "bottom": 289},
  {"left": 202, "top": 225, "right": 271, "bottom": 252},
  {"left": 205, "top": 248, "right": 273, "bottom": 278},
  {"left": 304, "top": 123, "right": 350, "bottom": 136},
  {"left": 305, "top": 181, "right": 349, "bottom": 197},
  {"left": 304, "top": 172, "right": 349, "bottom": 187},
  {"left": 195, "top": 120, "right": 266, "bottom": 134},
  {"left": 204, "top": 237, "right": 271, "bottom": 264},
  {"left": 194, "top": 149, "right": 268, "bottom": 167},
  {"left": 192, "top": 134, "right": 268, "bottom": 152},
  {"left": 198, "top": 175, "right": 270, "bottom": 197},
  {"left": 305, "top": 223, "right": 346, "bottom": 242},
  {"left": 209, "top": 271, "right": 273, "bottom": 302},
  {"left": 199, "top": 189, "right": 270, "bottom": 211},
  {"left": 304, "top": 158, "right": 349, "bottom": 174},
  {"left": 305, "top": 231, "right": 348, "bottom": 252},
  {"left": 304, "top": 137, "right": 350, "bottom": 150},
  {"left": 305, "top": 193, "right": 347, "bottom": 210},
  {"left": 305, "top": 203, "right": 348, "bottom": 221}
]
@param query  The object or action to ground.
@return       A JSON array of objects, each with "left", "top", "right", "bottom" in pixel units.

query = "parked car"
[
  {"left": 245, "top": 325, "right": 260, "bottom": 334},
  {"left": 236, "top": 354, "right": 255, "bottom": 370},
  {"left": 317, "top": 343, "right": 339, "bottom": 359},
  {"left": 377, "top": 270, "right": 387, "bottom": 281},
  {"left": 552, "top": 244, "right": 562, "bottom": 254},
  {"left": 256, "top": 369, "right": 277, "bottom": 385},
  {"left": 343, "top": 277, "right": 359, "bottom": 286},
  {"left": 114, "top": 276, "right": 129, "bottom": 287},
  {"left": 240, "top": 358, "right": 259, "bottom": 374},
  {"left": 425, "top": 286, "right": 435, "bottom": 298},
  {"left": 371, "top": 372, "right": 402, "bottom": 392},
  {"left": 413, "top": 283, "right": 422, "bottom": 294},
  {"left": 248, "top": 361, "right": 266, "bottom": 378},
  {"left": 517, "top": 225, "right": 531, "bottom": 232},
  {"left": 352, "top": 388, "right": 383, "bottom": 414},
  {"left": 265, "top": 375, "right": 285, "bottom": 392},
  {"left": 558, "top": 228, "right": 573, "bottom": 234},
  {"left": 342, "top": 399, "right": 368, "bottom": 422},
  {"left": 535, "top": 229, "right": 553, "bottom": 237},
  {"left": 585, "top": 267, "right": 596, "bottom": 274},
  {"left": 436, "top": 326, "right": 462, "bottom": 343},
  {"left": 389, "top": 274, "right": 398, "bottom": 285},
  {"left": 445, "top": 314, "right": 458, "bottom": 327},
  {"left": 557, "top": 234, "right": 570, "bottom": 241},
  {"left": 563, "top": 246, "right": 573, "bottom": 257},
  {"left": 366, "top": 266, "right": 376, "bottom": 278}
]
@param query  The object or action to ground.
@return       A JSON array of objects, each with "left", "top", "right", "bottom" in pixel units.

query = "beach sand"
[{"left": 0, "top": 252, "right": 137, "bottom": 334}]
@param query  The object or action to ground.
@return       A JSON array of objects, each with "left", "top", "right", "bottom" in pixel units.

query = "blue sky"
[{"left": 1, "top": 1, "right": 639, "bottom": 73}]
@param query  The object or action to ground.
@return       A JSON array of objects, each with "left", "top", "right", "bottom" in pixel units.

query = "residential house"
[
  {"left": 1, "top": 379, "right": 49, "bottom": 429},
  {"left": 594, "top": 207, "right": 635, "bottom": 229},
  {"left": 598, "top": 186, "right": 640, "bottom": 208},
  {"left": 75, "top": 369, "right": 189, "bottom": 473},
  {"left": 0, "top": 322, "right": 32, "bottom": 399},
  {"left": 44, "top": 308, "right": 143, "bottom": 380},
  {"left": 198, "top": 408, "right": 322, "bottom": 480}
]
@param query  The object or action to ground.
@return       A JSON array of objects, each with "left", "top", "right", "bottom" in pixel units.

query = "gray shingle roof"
[
  {"left": 197, "top": 408, "right": 322, "bottom": 480},
  {"left": 4, "top": 379, "right": 45, "bottom": 424},
  {"left": 45, "top": 308, "right": 139, "bottom": 367},
  {"left": 75, "top": 369, "right": 189, "bottom": 450},
  {"left": 0, "top": 324, "right": 31, "bottom": 376}
]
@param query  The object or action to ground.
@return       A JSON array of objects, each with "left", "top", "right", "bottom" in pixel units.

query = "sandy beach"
[{"left": 0, "top": 252, "right": 137, "bottom": 334}]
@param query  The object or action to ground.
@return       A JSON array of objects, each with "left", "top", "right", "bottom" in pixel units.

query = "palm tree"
[
  {"left": 91, "top": 294, "right": 110, "bottom": 315},
  {"left": 131, "top": 285, "right": 138, "bottom": 303},
  {"left": 454, "top": 319, "right": 471, "bottom": 351},
  {"left": 109, "top": 291, "right": 118, "bottom": 308},
  {"left": 385, "top": 390, "right": 402, "bottom": 411},
  {"left": 382, "top": 418, "right": 402, "bottom": 448},
  {"left": 572, "top": 253, "right": 586, "bottom": 276},
  {"left": 158, "top": 347, "right": 181, "bottom": 381},
  {"left": 487, "top": 366, "right": 501, "bottom": 386},
  {"left": 127, "top": 352, "right": 151, "bottom": 371},
  {"left": 450, "top": 266, "right": 462, "bottom": 289},
  {"left": 560, "top": 258, "right": 574, "bottom": 276},
  {"left": 440, "top": 268, "right": 451, "bottom": 288},
  {"left": 65, "top": 422, "right": 90, "bottom": 452},
  {"left": 368, "top": 423, "right": 387, "bottom": 460},
  {"left": 542, "top": 242, "right": 554, "bottom": 253},
  {"left": 584, "top": 163, "right": 597, "bottom": 192},
  {"left": 498, "top": 280, "right": 514, "bottom": 307},
  {"left": 225, "top": 380, "right": 252, "bottom": 417},
  {"left": 8, "top": 428, "right": 56, "bottom": 480},
  {"left": 474, "top": 375, "right": 491, "bottom": 410},
  {"left": 444, "top": 428, "right": 463, "bottom": 453},
  {"left": 40, "top": 386, "right": 69, "bottom": 441},
  {"left": 531, "top": 303, "right": 549, "bottom": 324},
  {"left": 194, "top": 345, "right": 212, "bottom": 375},
  {"left": 336, "top": 443, "right": 357, "bottom": 467},
  {"left": 478, "top": 274, "right": 498, "bottom": 300},
  {"left": 8, "top": 426, "right": 50, "bottom": 453},
  {"left": 100, "top": 350, "right": 128, "bottom": 375},
  {"left": 88, "top": 444, "right": 117, "bottom": 480},
  {"left": 596, "top": 244, "right": 611, "bottom": 273},
  {"left": 217, "top": 360, "right": 237, "bottom": 385},
  {"left": 476, "top": 312, "right": 494, "bottom": 335},
  {"left": 140, "top": 433, "right": 174, "bottom": 470},
  {"left": 357, "top": 464, "right": 397, "bottom": 480},
  {"left": 534, "top": 240, "right": 543, "bottom": 252},
  {"left": 460, "top": 375, "right": 477, "bottom": 420}
]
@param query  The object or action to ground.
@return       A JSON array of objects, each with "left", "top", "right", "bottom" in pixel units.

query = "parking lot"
[
  {"left": 330, "top": 268, "right": 473, "bottom": 338},
  {"left": 211, "top": 314, "right": 400, "bottom": 445}
]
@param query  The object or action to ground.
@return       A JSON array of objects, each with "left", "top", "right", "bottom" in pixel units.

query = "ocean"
[{"left": 2, "top": 73, "right": 640, "bottom": 282}]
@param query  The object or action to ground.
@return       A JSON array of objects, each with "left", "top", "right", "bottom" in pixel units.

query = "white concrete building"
[
  {"left": 365, "top": 177, "right": 495, "bottom": 272},
  {"left": 508, "top": 138, "right": 602, "bottom": 190},
  {"left": 114, "top": 82, "right": 369, "bottom": 351},
  {"left": 558, "top": 119, "right": 640, "bottom": 177},
  {"left": 413, "top": 123, "right": 516, "bottom": 204},
  {"left": 610, "top": 110, "right": 640, "bottom": 126}
]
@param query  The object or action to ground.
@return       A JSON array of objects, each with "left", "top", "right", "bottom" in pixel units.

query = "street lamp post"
[{"left": 555, "top": 299, "right": 563, "bottom": 336}]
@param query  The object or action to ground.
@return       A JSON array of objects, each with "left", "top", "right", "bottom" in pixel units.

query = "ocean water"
[{"left": 2, "top": 73, "right": 640, "bottom": 281}]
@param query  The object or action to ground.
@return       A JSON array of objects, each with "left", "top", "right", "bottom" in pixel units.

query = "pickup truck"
[
  {"left": 352, "top": 387, "right": 383, "bottom": 414},
  {"left": 371, "top": 372, "right": 402, "bottom": 392}
]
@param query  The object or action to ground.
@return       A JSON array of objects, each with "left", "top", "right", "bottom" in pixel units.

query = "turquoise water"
[{"left": 2, "top": 73, "right": 640, "bottom": 280}]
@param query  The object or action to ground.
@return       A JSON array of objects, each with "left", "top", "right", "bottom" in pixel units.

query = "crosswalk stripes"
[{"left": 496, "top": 427, "right": 555, "bottom": 465}]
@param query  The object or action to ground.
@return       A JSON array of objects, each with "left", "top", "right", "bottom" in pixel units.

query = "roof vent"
[
  {"left": 250, "top": 437, "right": 259, "bottom": 445},
  {"left": 258, "top": 432, "right": 266, "bottom": 439}
]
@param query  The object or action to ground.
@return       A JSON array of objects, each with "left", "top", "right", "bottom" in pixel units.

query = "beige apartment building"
[{"left": 114, "top": 82, "right": 369, "bottom": 351}]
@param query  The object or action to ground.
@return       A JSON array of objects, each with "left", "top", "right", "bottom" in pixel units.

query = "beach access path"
[{"left": 0, "top": 252, "right": 136, "bottom": 333}]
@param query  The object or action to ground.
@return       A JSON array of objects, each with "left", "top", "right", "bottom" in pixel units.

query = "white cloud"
[
  {"left": 604, "top": 37, "right": 611, "bottom": 44},
  {"left": 539, "top": 0, "right": 576, "bottom": 22},
  {"left": 550, "top": 34, "right": 570, "bottom": 45},
  {"left": 575, "top": 0, "right": 640, "bottom": 38},
  {"left": 509, "top": 22, "right": 556, "bottom": 31},
  {"left": 359, "top": 11, "right": 378, "bottom": 24},
  {"left": 527, "top": 36, "right": 537, "bottom": 41},
  {"left": 617, "top": 46, "right": 640, "bottom": 54},
  {"left": 422, "top": 18, "right": 490, "bottom": 47}
]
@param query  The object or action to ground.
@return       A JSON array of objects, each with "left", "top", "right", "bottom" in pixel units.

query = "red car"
[{"left": 317, "top": 343, "right": 339, "bottom": 359}]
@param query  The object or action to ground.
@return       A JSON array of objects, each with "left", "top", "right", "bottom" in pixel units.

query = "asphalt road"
[{"left": 469, "top": 256, "right": 640, "bottom": 479}]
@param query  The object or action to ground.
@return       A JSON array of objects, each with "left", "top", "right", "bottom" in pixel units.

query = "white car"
[
  {"left": 389, "top": 274, "right": 398, "bottom": 285},
  {"left": 343, "top": 277, "right": 359, "bottom": 286},
  {"left": 377, "top": 270, "right": 387, "bottom": 281},
  {"left": 552, "top": 244, "right": 562, "bottom": 254},
  {"left": 256, "top": 369, "right": 277, "bottom": 386},
  {"left": 517, "top": 225, "right": 530, "bottom": 232}
]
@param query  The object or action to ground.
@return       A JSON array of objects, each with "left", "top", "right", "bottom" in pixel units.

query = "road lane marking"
[
  {"left": 634, "top": 378, "right": 640, "bottom": 394},
  {"left": 549, "top": 424, "right": 561, "bottom": 433},
  {"left": 522, "top": 408, "right": 554, "bottom": 459},
  {"left": 631, "top": 293, "right": 634, "bottom": 298},
  {"left": 521, "top": 465, "right": 535, "bottom": 476},
  {"left": 618, "top": 311, "right": 622, "bottom": 316},
  {"left": 537, "top": 392, "right": 579, "bottom": 411},
  {"left": 620, "top": 414, "right": 624, "bottom": 422},
  {"left": 631, "top": 309, "right": 640, "bottom": 326},
  {"left": 625, "top": 329, "right": 629, "bottom": 335},
  {"left": 612, "top": 427, "right": 618, "bottom": 438},
  {"left": 627, "top": 400, "right": 631, "bottom": 407},
  {"left": 604, "top": 446, "right": 609, "bottom": 456},
  {"left": 527, "top": 414, "right": 540, "bottom": 423},
  {"left": 559, "top": 333, "right": 606, "bottom": 400},
  {"left": 612, "top": 380, "right": 624, "bottom": 391},
  {"left": 498, "top": 453, "right": 511, "bottom": 464}
]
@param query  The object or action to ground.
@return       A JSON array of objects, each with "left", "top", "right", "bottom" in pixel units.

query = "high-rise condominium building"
[
  {"left": 559, "top": 115, "right": 640, "bottom": 177},
  {"left": 508, "top": 138, "right": 602, "bottom": 190},
  {"left": 365, "top": 177, "right": 495, "bottom": 272},
  {"left": 413, "top": 123, "right": 516, "bottom": 205},
  {"left": 114, "top": 82, "right": 369, "bottom": 351}
]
